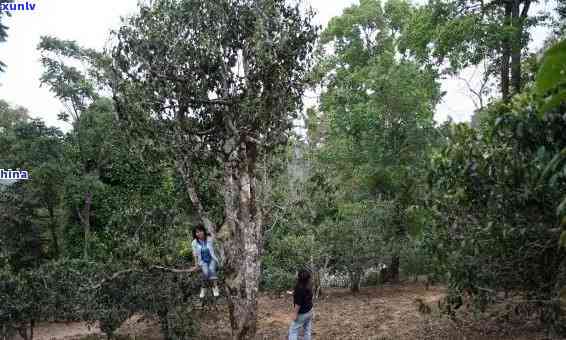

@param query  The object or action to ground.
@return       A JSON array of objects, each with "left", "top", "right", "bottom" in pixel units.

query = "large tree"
[
  {"left": 312, "top": 0, "right": 441, "bottom": 282},
  {"left": 38, "top": 36, "right": 111, "bottom": 260},
  {"left": 111, "top": 0, "right": 317, "bottom": 338},
  {"left": 400, "top": 0, "right": 545, "bottom": 101}
]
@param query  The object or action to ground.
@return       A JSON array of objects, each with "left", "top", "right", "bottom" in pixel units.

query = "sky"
[{"left": 0, "top": 0, "right": 554, "bottom": 133}]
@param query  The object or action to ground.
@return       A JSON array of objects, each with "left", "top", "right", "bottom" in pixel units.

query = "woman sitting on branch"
[{"left": 190, "top": 224, "right": 221, "bottom": 298}]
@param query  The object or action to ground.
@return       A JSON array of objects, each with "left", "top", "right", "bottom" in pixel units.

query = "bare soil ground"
[{"left": 20, "top": 283, "right": 566, "bottom": 340}]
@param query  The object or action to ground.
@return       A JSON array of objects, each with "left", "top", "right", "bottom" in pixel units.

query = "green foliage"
[
  {"left": 399, "top": 0, "right": 548, "bottom": 101},
  {"left": 38, "top": 36, "right": 106, "bottom": 122},
  {"left": 399, "top": 239, "right": 433, "bottom": 280},
  {"left": 84, "top": 267, "right": 200, "bottom": 339},
  {"left": 0, "top": 1, "right": 13, "bottom": 72},
  {"left": 261, "top": 266, "right": 296, "bottom": 292},
  {"left": 362, "top": 270, "right": 381, "bottom": 286},
  {"left": 400, "top": 1, "right": 495, "bottom": 71},
  {"left": 535, "top": 39, "right": 566, "bottom": 113},
  {"left": 426, "top": 83, "right": 566, "bottom": 331},
  {"left": 0, "top": 99, "right": 30, "bottom": 129},
  {"left": 0, "top": 182, "right": 45, "bottom": 271},
  {"left": 322, "top": 201, "right": 391, "bottom": 273},
  {"left": 308, "top": 0, "right": 442, "bottom": 284},
  {"left": 111, "top": 3, "right": 318, "bottom": 336},
  {"left": 3, "top": 0, "right": 566, "bottom": 337},
  {"left": 0, "top": 260, "right": 201, "bottom": 339},
  {"left": 533, "top": 39, "right": 566, "bottom": 254},
  {"left": 0, "top": 260, "right": 103, "bottom": 338},
  {"left": 2, "top": 30, "right": 197, "bottom": 335},
  {"left": 111, "top": 0, "right": 318, "bottom": 153}
]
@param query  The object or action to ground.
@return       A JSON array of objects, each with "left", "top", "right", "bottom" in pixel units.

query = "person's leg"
[
  {"left": 200, "top": 264, "right": 210, "bottom": 298},
  {"left": 288, "top": 317, "right": 303, "bottom": 340},
  {"left": 209, "top": 260, "right": 220, "bottom": 296},
  {"left": 303, "top": 311, "right": 313, "bottom": 340}
]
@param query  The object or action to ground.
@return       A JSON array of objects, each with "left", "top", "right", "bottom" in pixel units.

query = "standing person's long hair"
[{"left": 295, "top": 268, "right": 312, "bottom": 293}]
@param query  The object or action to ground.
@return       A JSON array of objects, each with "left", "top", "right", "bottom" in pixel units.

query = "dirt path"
[{"left": 19, "top": 283, "right": 566, "bottom": 340}]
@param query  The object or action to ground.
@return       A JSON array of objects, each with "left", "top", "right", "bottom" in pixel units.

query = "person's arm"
[
  {"left": 191, "top": 240, "right": 199, "bottom": 271},
  {"left": 292, "top": 304, "right": 301, "bottom": 321},
  {"left": 292, "top": 289, "right": 303, "bottom": 321}
]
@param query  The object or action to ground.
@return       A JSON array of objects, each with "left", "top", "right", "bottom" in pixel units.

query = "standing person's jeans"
[
  {"left": 288, "top": 310, "right": 313, "bottom": 340},
  {"left": 200, "top": 259, "right": 218, "bottom": 280}
]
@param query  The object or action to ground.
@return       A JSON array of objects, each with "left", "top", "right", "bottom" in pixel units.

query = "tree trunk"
[
  {"left": 229, "top": 141, "right": 262, "bottom": 340},
  {"left": 501, "top": 2, "right": 512, "bottom": 101},
  {"left": 177, "top": 130, "right": 263, "bottom": 340},
  {"left": 380, "top": 265, "right": 388, "bottom": 283},
  {"left": 77, "top": 192, "right": 92, "bottom": 260},
  {"left": 512, "top": 0, "right": 532, "bottom": 95},
  {"left": 157, "top": 310, "right": 171, "bottom": 340},
  {"left": 219, "top": 140, "right": 262, "bottom": 340},
  {"left": 389, "top": 255, "right": 400, "bottom": 283},
  {"left": 511, "top": 0, "right": 522, "bottom": 94},
  {"left": 349, "top": 270, "right": 362, "bottom": 293},
  {"left": 553, "top": 256, "right": 566, "bottom": 330},
  {"left": 313, "top": 256, "right": 330, "bottom": 299},
  {"left": 17, "top": 320, "right": 33, "bottom": 340},
  {"left": 48, "top": 206, "right": 59, "bottom": 258}
]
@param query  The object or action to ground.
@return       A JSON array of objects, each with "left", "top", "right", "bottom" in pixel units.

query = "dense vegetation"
[{"left": 1, "top": 0, "right": 565, "bottom": 339}]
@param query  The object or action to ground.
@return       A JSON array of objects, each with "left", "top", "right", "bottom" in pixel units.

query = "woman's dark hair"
[
  {"left": 295, "top": 268, "right": 312, "bottom": 291},
  {"left": 192, "top": 224, "right": 209, "bottom": 240}
]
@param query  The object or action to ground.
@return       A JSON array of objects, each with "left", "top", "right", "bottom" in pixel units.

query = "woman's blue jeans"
[
  {"left": 288, "top": 310, "right": 313, "bottom": 340},
  {"left": 200, "top": 260, "right": 218, "bottom": 280}
]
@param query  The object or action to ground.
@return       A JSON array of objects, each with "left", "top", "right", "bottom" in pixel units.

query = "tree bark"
[
  {"left": 77, "top": 191, "right": 92, "bottom": 260},
  {"left": 349, "top": 270, "right": 362, "bottom": 293},
  {"left": 175, "top": 154, "right": 216, "bottom": 237},
  {"left": 313, "top": 256, "right": 329, "bottom": 299},
  {"left": 501, "top": 1, "right": 512, "bottom": 101},
  {"left": 389, "top": 255, "right": 400, "bottom": 283},
  {"left": 179, "top": 132, "right": 263, "bottom": 339},
  {"left": 511, "top": 0, "right": 522, "bottom": 94},
  {"left": 512, "top": 0, "right": 532, "bottom": 94},
  {"left": 47, "top": 206, "right": 59, "bottom": 258},
  {"left": 16, "top": 320, "right": 34, "bottom": 340},
  {"left": 224, "top": 141, "right": 262, "bottom": 340}
]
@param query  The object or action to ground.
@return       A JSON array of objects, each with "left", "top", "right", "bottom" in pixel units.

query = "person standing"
[
  {"left": 288, "top": 268, "right": 314, "bottom": 340},
  {"left": 191, "top": 224, "right": 220, "bottom": 298}
]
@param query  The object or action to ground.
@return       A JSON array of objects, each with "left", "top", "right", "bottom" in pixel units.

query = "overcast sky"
[{"left": 0, "top": 0, "right": 553, "bottom": 132}]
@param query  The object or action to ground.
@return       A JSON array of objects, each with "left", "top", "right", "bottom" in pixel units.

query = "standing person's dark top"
[{"left": 294, "top": 284, "right": 313, "bottom": 314}]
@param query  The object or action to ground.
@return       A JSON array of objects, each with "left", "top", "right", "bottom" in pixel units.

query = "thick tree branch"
[
  {"left": 82, "top": 265, "right": 199, "bottom": 291},
  {"left": 520, "top": 0, "right": 531, "bottom": 19},
  {"left": 175, "top": 155, "right": 215, "bottom": 237},
  {"left": 76, "top": 207, "right": 85, "bottom": 225}
]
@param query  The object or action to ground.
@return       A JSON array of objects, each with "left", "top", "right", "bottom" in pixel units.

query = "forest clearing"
[{"left": 11, "top": 283, "right": 565, "bottom": 340}]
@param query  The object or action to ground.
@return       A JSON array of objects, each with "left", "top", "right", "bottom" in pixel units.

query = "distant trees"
[{"left": 0, "top": 0, "right": 14, "bottom": 72}]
